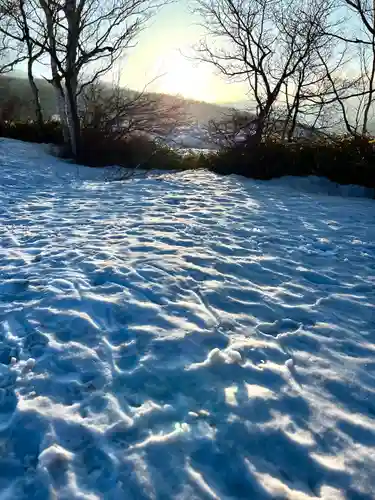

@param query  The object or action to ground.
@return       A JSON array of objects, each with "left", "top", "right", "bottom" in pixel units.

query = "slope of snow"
[
  {"left": 265, "top": 175, "right": 375, "bottom": 199},
  {"left": 0, "top": 138, "right": 375, "bottom": 499}
]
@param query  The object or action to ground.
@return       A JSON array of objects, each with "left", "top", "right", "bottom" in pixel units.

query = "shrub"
[
  {"left": 77, "top": 128, "right": 205, "bottom": 171},
  {"left": 0, "top": 118, "right": 204, "bottom": 172},
  {"left": 0, "top": 120, "right": 63, "bottom": 145},
  {"left": 2, "top": 118, "right": 373, "bottom": 191},
  {"left": 206, "top": 137, "right": 375, "bottom": 189}
]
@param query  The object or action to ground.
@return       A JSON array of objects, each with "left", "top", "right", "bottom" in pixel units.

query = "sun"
[
  {"left": 120, "top": 44, "right": 246, "bottom": 104},
  {"left": 155, "top": 51, "right": 213, "bottom": 102}
]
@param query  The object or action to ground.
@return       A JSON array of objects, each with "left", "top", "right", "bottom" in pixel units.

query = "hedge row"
[{"left": 0, "top": 121, "right": 373, "bottom": 190}]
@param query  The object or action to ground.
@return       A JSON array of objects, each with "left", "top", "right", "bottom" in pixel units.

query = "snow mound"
[
  {"left": 0, "top": 139, "right": 375, "bottom": 499},
  {"left": 187, "top": 347, "right": 243, "bottom": 369},
  {"left": 265, "top": 175, "right": 375, "bottom": 199}
]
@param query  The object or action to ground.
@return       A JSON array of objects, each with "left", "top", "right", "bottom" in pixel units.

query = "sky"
[
  {"left": 23, "top": 2, "right": 247, "bottom": 104},
  {"left": 114, "top": 3, "right": 248, "bottom": 103},
  {"left": 13, "top": 1, "right": 367, "bottom": 108}
]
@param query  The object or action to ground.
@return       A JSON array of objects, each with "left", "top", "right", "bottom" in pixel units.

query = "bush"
[
  {"left": 0, "top": 119, "right": 204, "bottom": 172},
  {"left": 0, "top": 120, "right": 63, "bottom": 145},
  {"left": 2, "top": 119, "right": 372, "bottom": 192},
  {"left": 206, "top": 137, "right": 375, "bottom": 189},
  {"left": 77, "top": 128, "right": 205, "bottom": 171}
]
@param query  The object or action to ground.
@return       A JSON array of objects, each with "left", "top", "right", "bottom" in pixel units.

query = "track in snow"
[{"left": 0, "top": 139, "right": 375, "bottom": 499}]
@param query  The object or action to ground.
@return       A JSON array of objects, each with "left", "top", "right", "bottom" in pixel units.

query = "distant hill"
[
  {"left": 0, "top": 74, "right": 239, "bottom": 125},
  {"left": 0, "top": 75, "right": 58, "bottom": 120}
]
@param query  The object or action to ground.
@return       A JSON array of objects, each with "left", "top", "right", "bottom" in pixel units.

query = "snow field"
[{"left": 0, "top": 139, "right": 374, "bottom": 499}]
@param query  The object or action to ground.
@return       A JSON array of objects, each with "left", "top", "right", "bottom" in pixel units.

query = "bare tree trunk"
[
  {"left": 19, "top": 0, "right": 44, "bottom": 128},
  {"left": 249, "top": 116, "right": 264, "bottom": 146},
  {"left": 362, "top": 32, "right": 375, "bottom": 135},
  {"left": 288, "top": 94, "right": 300, "bottom": 142},
  {"left": 54, "top": 86, "right": 70, "bottom": 146},
  {"left": 39, "top": 0, "right": 74, "bottom": 152},
  {"left": 248, "top": 110, "right": 267, "bottom": 146},
  {"left": 282, "top": 82, "right": 293, "bottom": 140},
  {"left": 253, "top": 97, "right": 276, "bottom": 144},
  {"left": 65, "top": 76, "right": 80, "bottom": 157},
  {"left": 27, "top": 56, "right": 43, "bottom": 127},
  {"left": 64, "top": 0, "right": 81, "bottom": 158},
  {"left": 287, "top": 69, "right": 305, "bottom": 142}
]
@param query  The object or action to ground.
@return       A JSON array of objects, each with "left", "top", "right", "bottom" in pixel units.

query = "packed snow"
[{"left": 0, "top": 138, "right": 375, "bottom": 499}]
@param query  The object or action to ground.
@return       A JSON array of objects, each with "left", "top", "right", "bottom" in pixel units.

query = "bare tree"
[
  {"left": 312, "top": 0, "right": 375, "bottom": 136},
  {"left": 80, "top": 82, "right": 186, "bottom": 140},
  {"left": 194, "top": 0, "right": 336, "bottom": 144},
  {"left": 206, "top": 108, "right": 255, "bottom": 147},
  {"left": 24, "top": 0, "right": 164, "bottom": 157},
  {"left": 293, "top": 36, "right": 372, "bottom": 138},
  {"left": 0, "top": 2, "right": 27, "bottom": 75},
  {"left": 0, "top": 0, "right": 45, "bottom": 127},
  {"left": 277, "top": 31, "right": 350, "bottom": 140},
  {"left": 0, "top": 34, "right": 16, "bottom": 74},
  {"left": 344, "top": 0, "right": 375, "bottom": 135}
]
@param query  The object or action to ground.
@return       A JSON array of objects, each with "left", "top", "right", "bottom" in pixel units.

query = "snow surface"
[
  {"left": 265, "top": 176, "right": 375, "bottom": 199},
  {"left": 0, "top": 138, "right": 375, "bottom": 499}
]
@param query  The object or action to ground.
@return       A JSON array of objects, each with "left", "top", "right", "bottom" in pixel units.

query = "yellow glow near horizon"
[
  {"left": 115, "top": 4, "right": 247, "bottom": 104},
  {"left": 121, "top": 47, "right": 246, "bottom": 103},
  {"left": 160, "top": 54, "right": 204, "bottom": 98},
  {"left": 151, "top": 51, "right": 215, "bottom": 101}
]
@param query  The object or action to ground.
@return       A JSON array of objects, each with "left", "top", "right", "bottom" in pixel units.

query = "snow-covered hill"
[{"left": 0, "top": 139, "right": 374, "bottom": 499}]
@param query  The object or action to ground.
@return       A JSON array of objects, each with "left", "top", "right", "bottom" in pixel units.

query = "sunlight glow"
[
  {"left": 115, "top": 4, "right": 248, "bottom": 103},
  {"left": 156, "top": 51, "right": 212, "bottom": 101}
]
